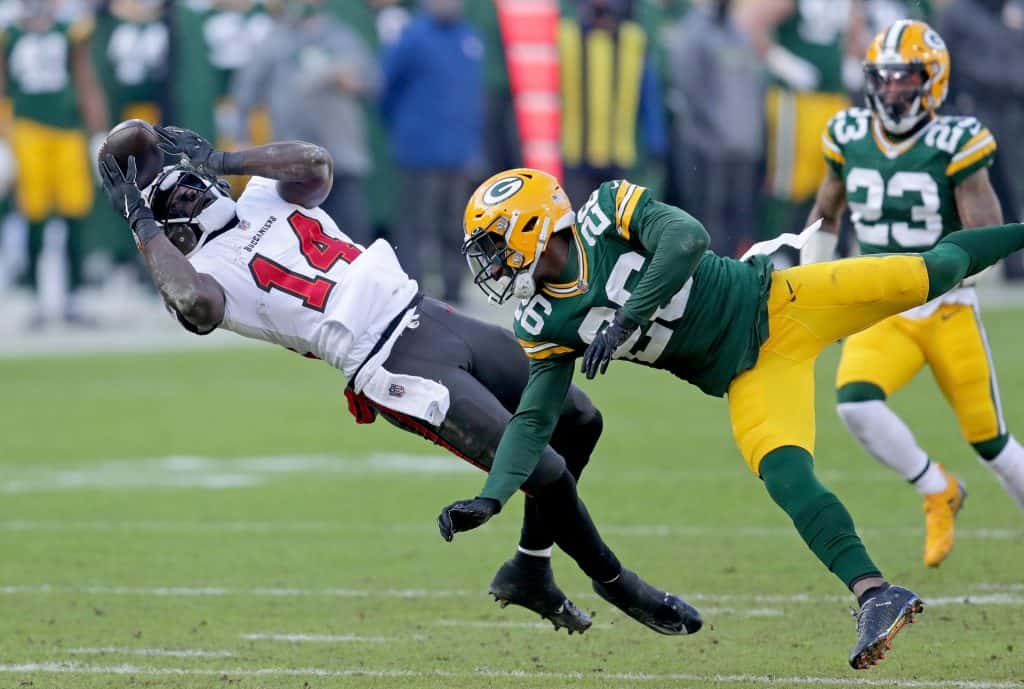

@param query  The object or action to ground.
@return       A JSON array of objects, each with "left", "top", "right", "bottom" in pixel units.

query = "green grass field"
[{"left": 2, "top": 308, "right": 1023, "bottom": 689}]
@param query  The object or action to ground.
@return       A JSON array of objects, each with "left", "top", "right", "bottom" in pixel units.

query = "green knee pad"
[
  {"left": 973, "top": 434, "right": 1009, "bottom": 461},
  {"left": 836, "top": 382, "right": 886, "bottom": 405}
]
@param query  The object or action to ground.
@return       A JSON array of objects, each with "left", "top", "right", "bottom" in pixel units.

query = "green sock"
[
  {"left": 760, "top": 446, "right": 881, "bottom": 589},
  {"left": 924, "top": 223, "right": 1024, "bottom": 299}
]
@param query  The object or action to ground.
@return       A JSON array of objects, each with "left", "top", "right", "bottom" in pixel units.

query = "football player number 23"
[{"left": 248, "top": 211, "right": 361, "bottom": 312}]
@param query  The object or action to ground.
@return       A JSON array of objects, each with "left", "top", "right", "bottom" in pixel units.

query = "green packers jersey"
[
  {"left": 92, "top": 13, "right": 169, "bottom": 121},
  {"left": 172, "top": 0, "right": 273, "bottom": 141},
  {"left": 512, "top": 181, "right": 773, "bottom": 397},
  {"left": 2, "top": 18, "right": 91, "bottom": 128},
  {"left": 823, "top": 108, "right": 998, "bottom": 254},
  {"left": 773, "top": 0, "right": 849, "bottom": 93}
]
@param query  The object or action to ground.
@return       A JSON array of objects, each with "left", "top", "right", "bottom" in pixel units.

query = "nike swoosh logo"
[{"left": 786, "top": 280, "right": 797, "bottom": 302}]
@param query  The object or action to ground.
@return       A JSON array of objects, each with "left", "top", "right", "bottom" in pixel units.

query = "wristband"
[
  {"left": 218, "top": 150, "right": 244, "bottom": 176},
  {"left": 131, "top": 210, "right": 162, "bottom": 247}
]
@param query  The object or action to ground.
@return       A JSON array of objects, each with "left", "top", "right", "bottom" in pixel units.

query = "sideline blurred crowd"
[{"left": 1, "top": 0, "right": 1022, "bottom": 327}]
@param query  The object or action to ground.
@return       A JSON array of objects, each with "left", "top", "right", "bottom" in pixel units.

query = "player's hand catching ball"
[
  {"left": 155, "top": 125, "right": 224, "bottom": 176},
  {"left": 581, "top": 311, "right": 639, "bottom": 379},
  {"left": 99, "top": 154, "right": 160, "bottom": 246},
  {"left": 438, "top": 497, "right": 501, "bottom": 541}
]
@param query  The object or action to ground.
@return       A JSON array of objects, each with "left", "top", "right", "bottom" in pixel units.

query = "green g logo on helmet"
[{"left": 482, "top": 176, "right": 524, "bottom": 206}]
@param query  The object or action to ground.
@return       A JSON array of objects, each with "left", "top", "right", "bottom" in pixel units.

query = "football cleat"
[
  {"left": 923, "top": 465, "right": 967, "bottom": 567},
  {"left": 849, "top": 584, "right": 923, "bottom": 669},
  {"left": 488, "top": 557, "right": 592, "bottom": 634},
  {"left": 592, "top": 568, "right": 702, "bottom": 635}
]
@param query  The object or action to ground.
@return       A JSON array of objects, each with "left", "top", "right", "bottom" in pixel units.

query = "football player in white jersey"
[{"left": 96, "top": 123, "right": 701, "bottom": 638}]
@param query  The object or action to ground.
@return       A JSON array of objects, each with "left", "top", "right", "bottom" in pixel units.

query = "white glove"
[
  {"left": 90, "top": 131, "right": 107, "bottom": 182},
  {"left": 766, "top": 45, "right": 820, "bottom": 92},
  {"left": 799, "top": 229, "right": 838, "bottom": 265},
  {"left": 0, "top": 139, "right": 17, "bottom": 198}
]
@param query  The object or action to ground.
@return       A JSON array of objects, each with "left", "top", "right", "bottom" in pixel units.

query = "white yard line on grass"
[
  {"left": 6, "top": 454, "right": 1017, "bottom": 492},
  {"left": 240, "top": 633, "right": 399, "bottom": 643},
  {"left": 66, "top": 647, "right": 234, "bottom": 658},
  {"left": 2, "top": 583, "right": 1022, "bottom": 607},
  {"left": 0, "top": 662, "right": 1018, "bottom": 688},
  {"left": 1, "top": 519, "right": 1020, "bottom": 542}
]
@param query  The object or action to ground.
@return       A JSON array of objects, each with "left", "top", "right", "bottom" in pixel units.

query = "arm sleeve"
[
  {"left": 478, "top": 356, "right": 575, "bottom": 505},
  {"left": 619, "top": 199, "right": 709, "bottom": 325}
]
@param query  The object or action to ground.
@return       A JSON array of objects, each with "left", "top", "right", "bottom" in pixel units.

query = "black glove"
[
  {"left": 154, "top": 125, "right": 225, "bottom": 176},
  {"left": 438, "top": 497, "right": 501, "bottom": 542},
  {"left": 99, "top": 154, "right": 160, "bottom": 245},
  {"left": 580, "top": 310, "right": 639, "bottom": 379}
]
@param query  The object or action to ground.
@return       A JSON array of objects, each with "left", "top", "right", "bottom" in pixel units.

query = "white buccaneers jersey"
[{"left": 186, "top": 177, "right": 419, "bottom": 377}]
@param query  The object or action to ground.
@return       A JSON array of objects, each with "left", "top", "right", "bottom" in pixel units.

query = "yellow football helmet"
[
  {"left": 462, "top": 168, "right": 575, "bottom": 304},
  {"left": 864, "top": 20, "right": 950, "bottom": 135}
]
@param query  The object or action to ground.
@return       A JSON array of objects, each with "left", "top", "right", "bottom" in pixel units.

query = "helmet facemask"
[
  {"left": 146, "top": 167, "right": 236, "bottom": 256},
  {"left": 864, "top": 61, "right": 931, "bottom": 135},
  {"left": 462, "top": 214, "right": 552, "bottom": 305}
]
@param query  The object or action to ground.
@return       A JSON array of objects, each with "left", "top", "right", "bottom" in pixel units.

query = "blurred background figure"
[
  {"left": 557, "top": 0, "right": 666, "bottom": 208},
  {"left": 232, "top": 0, "right": 379, "bottom": 246},
  {"left": 740, "top": 0, "right": 862, "bottom": 254},
  {"left": 939, "top": 0, "right": 1024, "bottom": 277},
  {"left": 89, "top": 0, "right": 169, "bottom": 278},
  {"left": 666, "top": 0, "right": 763, "bottom": 258},
  {"left": 171, "top": 0, "right": 273, "bottom": 149},
  {"left": 380, "top": 0, "right": 483, "bottom": 305},
  {"left": 1, "top": 0, "right": 108, "bottom": 328}
]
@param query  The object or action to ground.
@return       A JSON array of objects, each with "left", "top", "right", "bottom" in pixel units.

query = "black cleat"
[
  {"left": 592, "top": 568, "right": 702, "bottom": 635},
  {"left": 488, "top": 557, "right": 592, "bottom": 634},
  {"left": 849, "top": 585, "right": 924, "bottom": 670}
]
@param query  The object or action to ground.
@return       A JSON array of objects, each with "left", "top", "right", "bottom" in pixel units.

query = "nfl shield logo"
[{"left": 388, "top": 384, "right": 405, "bottom": 398}]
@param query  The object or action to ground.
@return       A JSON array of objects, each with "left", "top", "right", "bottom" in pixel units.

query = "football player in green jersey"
[
  {"left": 439, "top": 165, "right": 1024, "bottom": 668},
  {"left": 803, "top": 20, "right": 1024, "bottom": 568},
  {"left": 0, "top": 0, "right": 109, "bottom": 326}
]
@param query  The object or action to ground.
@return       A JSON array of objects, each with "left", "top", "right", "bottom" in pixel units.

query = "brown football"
[{"left": 97, "top": 119, "right": 165, "bottom": 190}]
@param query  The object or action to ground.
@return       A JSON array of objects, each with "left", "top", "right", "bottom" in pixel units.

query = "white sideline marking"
[
  {"left": 0, "top": 453, "right": 472, "bottom": 493},
  {"left": 7, "top": 453, "right": 1019, "bottom": 494},
  {"left": 0, "top": 662, "right": 1018, "bottom": 688},
  {"left": 66, "top": 647, "right": 234, "bottom": 658},
  {"left": 1, "top": 519, "right": 1020, "bottom": 542},
  {"left": 240, "top": 633, "right": 398, "bottom": 643},
  {"left": 2, "top": 583, "right": 1022, "bottom": 607}
]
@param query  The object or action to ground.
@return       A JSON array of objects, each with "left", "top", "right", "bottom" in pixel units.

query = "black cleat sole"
[
  {"left": 489, "top": 591, "right": 592, "bottom": 634},
  {"left": 850, "top": 596, "right": 924, "bottom": 670}
]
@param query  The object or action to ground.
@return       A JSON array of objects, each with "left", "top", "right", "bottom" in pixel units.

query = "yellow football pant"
[
  {"left": 765, "top": 88, "right": 850, "bottom": 202},
  {"left": 11, "top": 118, "right": 94, "bottom": 222},
  {"left": 836, "top": 304, "right": 1006, "bottom": 444},
  {"left": 728, "top": 255, "right": 931, "bottom": 474}
]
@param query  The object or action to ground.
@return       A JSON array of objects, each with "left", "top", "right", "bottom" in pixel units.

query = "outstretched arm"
[
  {"left": 156, "top": 127, "right": 334, "bottom": 209},
  {"left": 100, "top": 155, "right": 225, "bottom": 331},
  {"left": 438, "top": 357, "right": 574, "bottom": 540}
]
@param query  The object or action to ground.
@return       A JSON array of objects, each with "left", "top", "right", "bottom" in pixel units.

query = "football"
[{"left": 97, "top": 119, "right": 165, "bottom": 190}]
